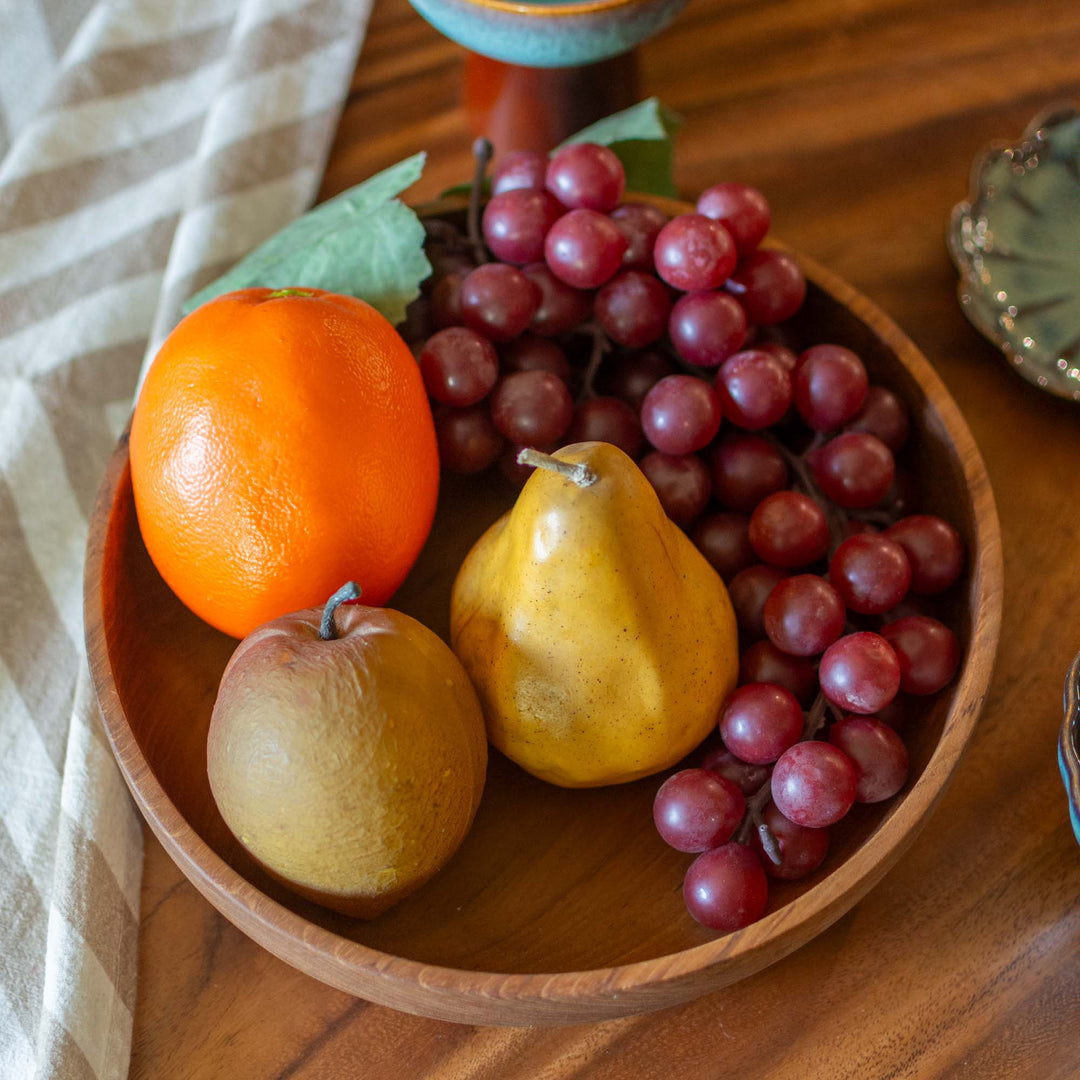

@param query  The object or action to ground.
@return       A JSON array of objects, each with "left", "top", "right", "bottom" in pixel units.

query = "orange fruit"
[{"left": 130, "top": 287, "right": 439, "bottom": 639}]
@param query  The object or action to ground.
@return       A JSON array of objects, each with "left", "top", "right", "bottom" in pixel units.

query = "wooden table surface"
[{"left": 130, "top": 1, "right": 1080, "bottom": 1076}]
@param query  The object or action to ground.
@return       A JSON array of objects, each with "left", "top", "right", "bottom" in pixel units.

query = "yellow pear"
[{"left": 450, "top": 442, "right": 739, "bottom": 788}]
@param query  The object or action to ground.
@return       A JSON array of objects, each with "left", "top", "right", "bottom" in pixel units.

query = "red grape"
[
  {"left": 431, "top": 267, "right": 467, "bottom": 328},
  {"left": 738, "top": 640, "right": 818, "bottom": 707},
  {"left": 653, "top": 768, "right": 746, "bottom": 852},
  {"left": 726, "top": 250, "right": 806, "bottom": 324},
  {"left": 399, "top": 294, "right": 434, "bottom": 348},
  {"left": 710, "top": 433, "right": 789, "bottom": 512},
  {"left": 489, "top": 370, "right": 573, "bottom": 445},
  {"left": 879, "top": 615, "right": 960, "bottom": 695},
  {"left": 749, "top": 491, "right": 830, "bottom": 568},
  {"left": 639, "top": 452, "right": 712, "bottom": 525},
  {"left": 611, "top": 202, "right": 668, "bottom": 271},
  {"left": 491, "top": 150, "right": 547, "bottom": 195},
  {"left": 701, "top": 747, "right": 771, "bottom": 796},
  {"left": 640, "top": 374, "right": 722, "bottom": 455},
  {"left": 594, "top": 270, "right": 672, "bottom": 348},
  {"left": 729, "top": 564, "right": 788, "bottom": 640},
  {"left": 691, "top": 512, "right": 755, "bottom": 581},
  {"left": 754, "top": 802, "right": 829, "bottom": 880},
  {"left": 771, "top": 741, "right": 857, "bottom": 828},
  {"left": 419, "top": 327, "right": 498, "bottom": 406},
  {"left": 829, "top": 716, "right": 908, "bottom": 803},
  {"left": 884, "top": 515, "right": 965, "bottom": 594},
  {"left": 668, "top": 290, "right": 747, "bottom": 367},
  {"left": 683, "top": 843, "right": 769, "bottom": 932},
  {"left": 653, "top": 213, "right": 737, "bottom": 292},
  {"left": 521, "top": 262, "right": 593, "bottom": 337},
  {"left": 460, "top": 263, "right": 540, "bottom": 343},
  {"left": 763, "top": 574, "right": 845, "bottom": 657},
  {"left": 882, "top": 468, "right": 919, "bottom": 518},
  {"left": 501, "top": 334, "right": 571, "bottom": 381},
  {"left": 794, "top": 344, "right": 868, "bottom": 431},
  {"left": 600, "top": 349, "right": 677, "bottom": 411},
  {"left": 841, "top": 519, "right": 879, "bottom": 539},
  {"left": 754, "top": 341, "right": 798, "bottom": 372},
  {"left": 566, "top": 396, "right": 643, "bottom": 458},
  {"left": 843, "top": 384, "right": 910, "bottom": 452},
  {"left": 434, "top": 404, "right": 503, "bottom": 474},
  {"left": 545, "top": 142, "right": 625, "bottom": 212},
  {"left": 719, "top": 683, "right": 804, "bottom": 765},
  {"left": 482, "top": 189, "right": 563, "bottom": 264},
  {"left": 544, "top": 208, "right": 627, "bottom": 289},
  {"left": 873, "top": 695, "right": 909, "bottom": 730},
  {"left": 427, "top": 246, "right": 475, "bottom": 281},
  {"left": 696, "top": 182, "right": 771, "bottom": 255},
  {"left": 818, "top": 631, "right": 901, "bottom": 714},
  {"left": 809, "top": 432, "right": 895, "bottom": 509},
  {"left": 829, "top": 533, "right": 911, "bottom": 614},
  {"left": 716, "top": 349, "right": 793, "bottom": 429}
]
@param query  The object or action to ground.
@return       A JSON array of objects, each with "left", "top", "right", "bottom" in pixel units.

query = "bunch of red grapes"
[{"left": 406, "top": 140, "right": 965, "bottom": 936}]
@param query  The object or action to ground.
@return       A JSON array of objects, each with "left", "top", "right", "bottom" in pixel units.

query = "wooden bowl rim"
[{"left": 84, "top": 196, "right": 1003, "bottom": 1012}]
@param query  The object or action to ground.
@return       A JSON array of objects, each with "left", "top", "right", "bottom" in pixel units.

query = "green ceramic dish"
[{"left": 948, "top": 105, "right": 1080, "bottom": 402}]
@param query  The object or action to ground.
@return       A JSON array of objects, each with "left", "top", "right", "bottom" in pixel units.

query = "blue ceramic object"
[
  {"left": 1061, "top": 651, "right": 1080, "bottom": 846},
  {"left": 948, "top": 105, "right": 1080, "bottom": 402},
  {"left": 407, "top": 0, "right": 688, "bottom": 68}
]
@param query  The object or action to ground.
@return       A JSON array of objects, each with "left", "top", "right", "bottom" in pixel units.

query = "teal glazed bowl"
[
  {"left": 1061, "top": 651, "right": 1080, "bottom": 845},
  {"left": 407, "top": 0, "right": 689, "bottom": 68}
]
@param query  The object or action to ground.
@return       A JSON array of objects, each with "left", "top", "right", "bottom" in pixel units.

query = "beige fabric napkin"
[{"left": 0, "top": 1, "right": 373, "bottom": 1075}]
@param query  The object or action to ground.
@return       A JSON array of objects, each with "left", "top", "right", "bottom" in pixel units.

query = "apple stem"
[
  {"left": 320, "top": 581, "right": 362, "bottom": 641},
  {"left": 516, "top": 448, "right": 597, "bottom": 487}
]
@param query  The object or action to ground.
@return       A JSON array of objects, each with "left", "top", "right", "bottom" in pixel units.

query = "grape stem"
[
  {"left": 762, "top": 432, "right": 847, "bottom": 548},
  {"left": 802, "top": 690, "right": 829, "bottom": 741},
  {"left": 850, "top": 508, "right": 899, "bottom": 527},
  {"left": 736, "top": 782, "right": 782, "bottom": 865},
  {"left": 579, "top": 322, "right": 611, "bottom": 399},
  {"left": 423, "top": 218, "right": 470, "bottom": 252},
  {"left": 827, "top": 701, "right": 846, "bottom": 726},
  {"left": 467, "top": 137, "right": 493, "bottom": 265},
  {"left": 735, "top": 691, "right": 830, "bottom": 859},
  {"left": 516, "top": 448, "right": 597, "bottom": 487}
]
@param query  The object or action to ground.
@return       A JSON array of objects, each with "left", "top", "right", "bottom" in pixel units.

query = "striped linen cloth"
[{"left": 0, "top": 1, "right": 373, "bottom": 1076}]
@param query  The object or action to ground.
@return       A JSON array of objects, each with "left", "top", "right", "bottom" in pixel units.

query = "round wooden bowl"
[{"left": 84, "top": 198, "right": 1002, "bottom": 1026}]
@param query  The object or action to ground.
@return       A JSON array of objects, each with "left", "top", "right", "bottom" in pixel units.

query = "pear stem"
[
  {"left": 319, "top": 581, "right": 362, "bottom": 640},
  {"left": 516, "top": 448, "right": 597, "bottom": 487}
]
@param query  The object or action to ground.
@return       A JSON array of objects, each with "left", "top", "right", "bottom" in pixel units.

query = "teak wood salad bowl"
[{"left": 84, "top": 196, "right": 1003, "bottom": 1026}]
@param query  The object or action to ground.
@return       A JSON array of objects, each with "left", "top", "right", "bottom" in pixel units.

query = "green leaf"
[
  {"left": 559, "top": 97, "right": 682, "bottom": 198},
  {"left": 184, "top": 153, "right": 431, "bottom": 326},
  {"left": 440, "top": 178, "right": 490, "bottom": 200}
]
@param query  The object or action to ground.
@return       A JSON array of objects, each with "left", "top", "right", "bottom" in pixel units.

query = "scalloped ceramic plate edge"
[{"left": 948, "top": 103, "right": 1080, "bottom": 402}]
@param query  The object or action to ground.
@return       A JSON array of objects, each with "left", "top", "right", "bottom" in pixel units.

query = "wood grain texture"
[{"left": 124, "top": 0, "right": 1080, "bottom": 1074}]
